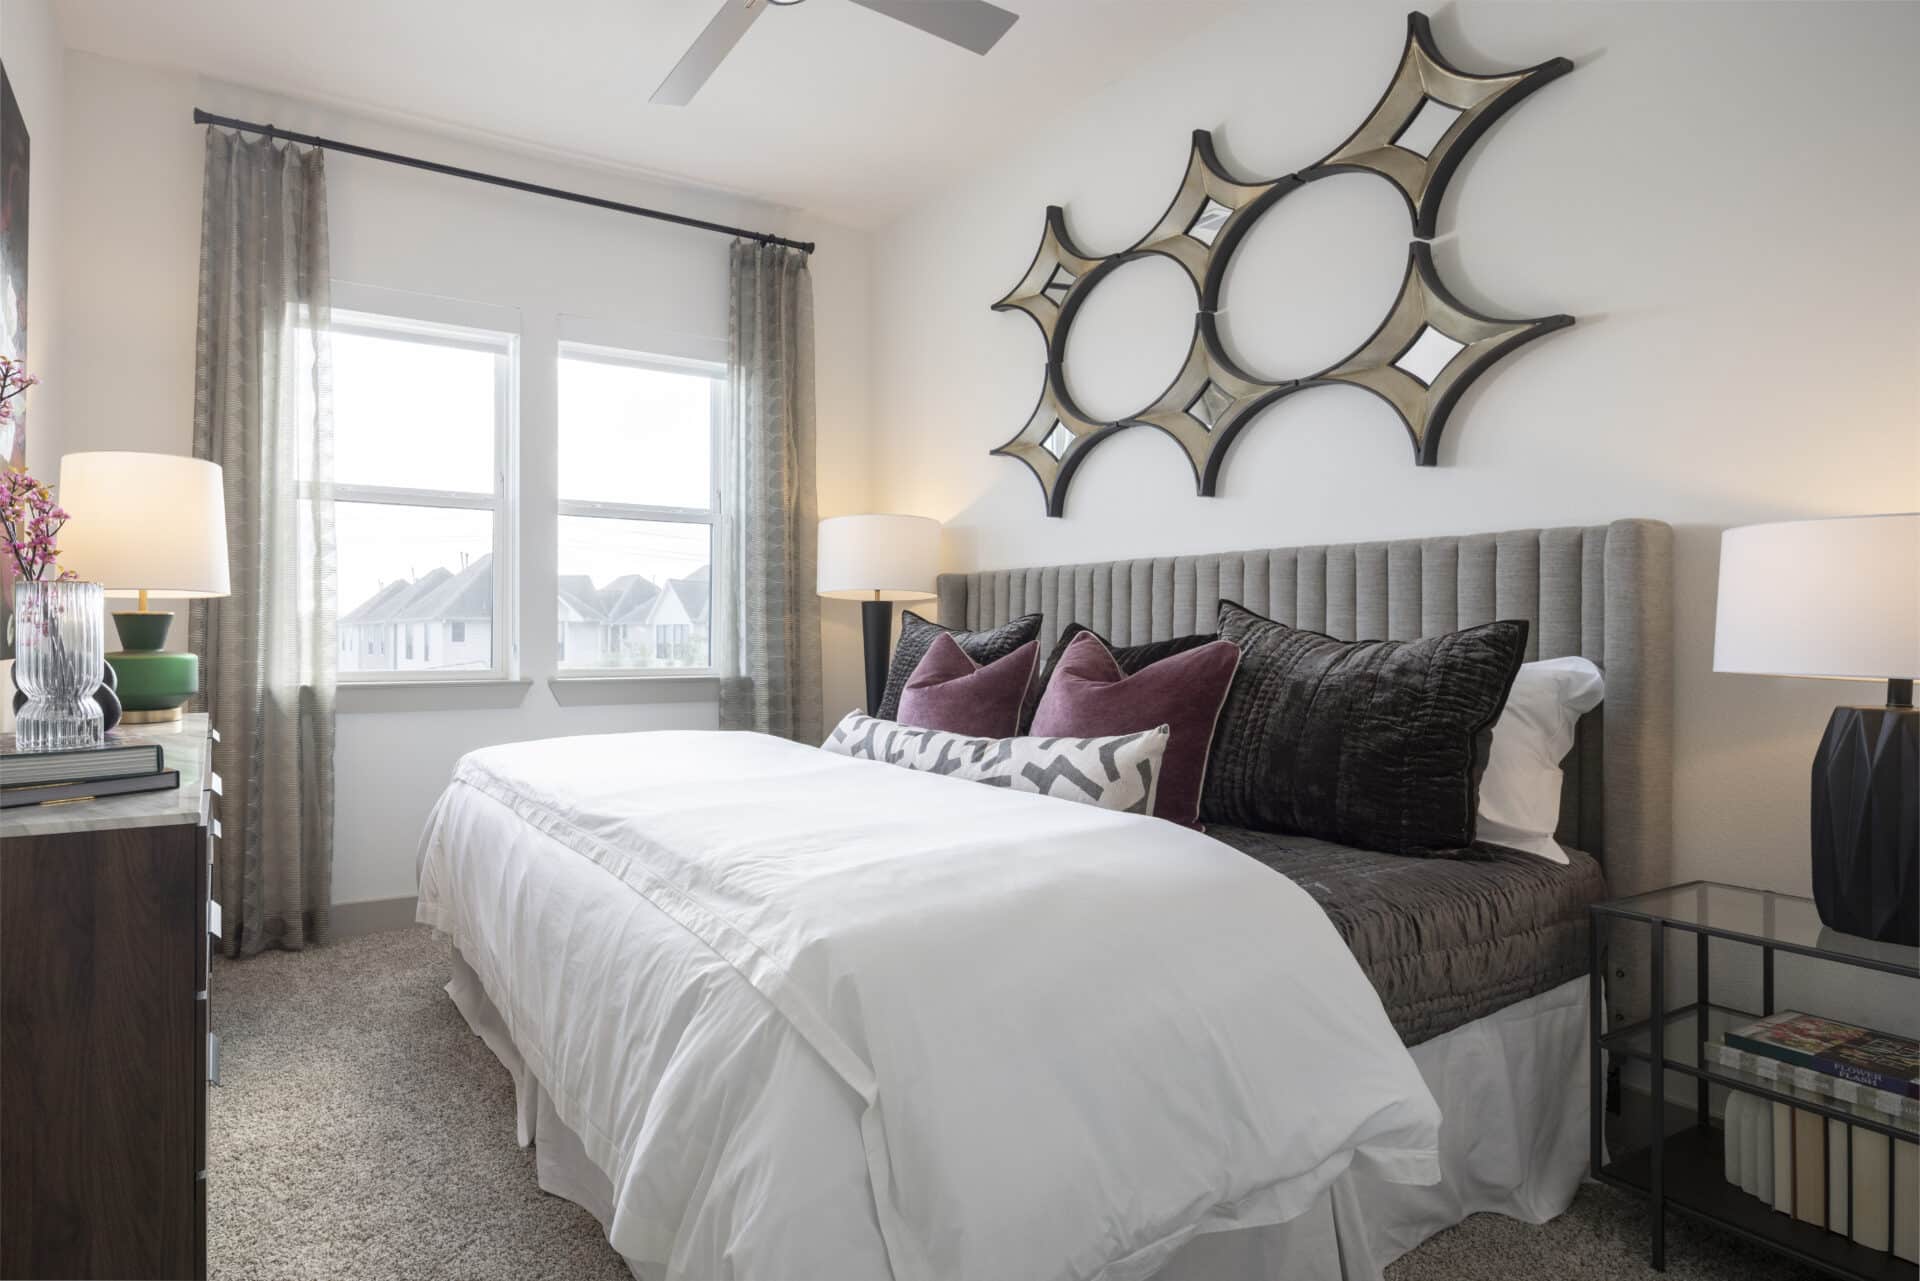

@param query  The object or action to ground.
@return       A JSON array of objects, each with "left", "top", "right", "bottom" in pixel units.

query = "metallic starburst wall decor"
[{"left": 991, "top": 13, "right": 1574, "bottom": 517}]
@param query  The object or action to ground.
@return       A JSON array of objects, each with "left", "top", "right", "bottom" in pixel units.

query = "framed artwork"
[
  {"left": 1, "top": 60, "right": 26, "bottom": 469},
  {"left": 1, "top": 59, "right": 27, "bottom": 660}
]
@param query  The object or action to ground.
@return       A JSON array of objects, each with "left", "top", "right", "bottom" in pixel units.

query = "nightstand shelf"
[
  {"left": 1591, "top": 881, "right": 1919, "bottom": 1281},
  {"left": 1601, "top": 1002, "right": 1917, "bottom": 1144},
  {"left": 1602, "top": 1127, "right": 1916, "bottom": 1281}
]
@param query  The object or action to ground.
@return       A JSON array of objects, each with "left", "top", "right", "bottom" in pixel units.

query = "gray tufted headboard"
[{"left": 937, "top": 519, "right": 1675, "bottom": 899}]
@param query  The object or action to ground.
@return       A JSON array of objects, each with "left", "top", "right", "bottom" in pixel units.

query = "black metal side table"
[{"left": 1590, "top": 881, "right": 1919, "bottom": 1280}]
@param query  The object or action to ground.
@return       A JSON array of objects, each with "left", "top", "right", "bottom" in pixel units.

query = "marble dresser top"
[{"left": 2, "top": 713, "right": 213, "bottom": 838}]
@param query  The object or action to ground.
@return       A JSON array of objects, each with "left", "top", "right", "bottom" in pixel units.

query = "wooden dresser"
[{"left": 1, "top": 714, "right": 218, "bottom": 1281}]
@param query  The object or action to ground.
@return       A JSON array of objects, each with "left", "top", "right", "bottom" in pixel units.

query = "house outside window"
[{"left": 327, "top": 302, "right": 516, "bottom": 681}]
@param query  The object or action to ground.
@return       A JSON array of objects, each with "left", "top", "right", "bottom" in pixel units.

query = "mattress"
[{"left": 1209, "top": 827, "right": 1607, "bottom": 1045}]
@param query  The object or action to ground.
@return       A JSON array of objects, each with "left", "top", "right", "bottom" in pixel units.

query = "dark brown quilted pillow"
[
  {"left": 1202, "top": 602, "right": 1528, "bottom": 855},
  {"left": 875, "top": 610, "right": 1042, "bottom": 721}
]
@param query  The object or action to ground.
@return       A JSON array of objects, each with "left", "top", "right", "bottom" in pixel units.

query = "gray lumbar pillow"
[{"left": 822, "top": 711, "right": 1166, "bottom": 816}]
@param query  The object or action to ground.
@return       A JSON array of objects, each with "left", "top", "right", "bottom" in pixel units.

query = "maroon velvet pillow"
[
  {"left": 897, "top": 634, "right": 1039, "bottom": 738},
  {"left": 1029, "top": 630, "right": 1240, "bottom": 829}
]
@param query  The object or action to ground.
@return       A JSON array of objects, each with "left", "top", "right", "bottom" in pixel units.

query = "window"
[
  {"left": 556, "top": 344, "right": 721, "bottom": 672},
  {"left": 328, "top": 308, "right": 515, "bottom": 680}
]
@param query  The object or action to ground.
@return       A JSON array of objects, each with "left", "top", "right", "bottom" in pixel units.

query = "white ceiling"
[{"left": 56, "top": 0, "right": 1246, "bottom": 227}]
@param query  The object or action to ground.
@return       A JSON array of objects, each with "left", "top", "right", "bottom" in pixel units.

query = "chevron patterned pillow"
[{"left": 822, "top": 712, "right": 1168, "bottom": 816}]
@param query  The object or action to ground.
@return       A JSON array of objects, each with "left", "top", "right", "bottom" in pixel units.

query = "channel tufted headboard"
[{"left": 937, "top": 519, "right": 1675, "bottom": 899}]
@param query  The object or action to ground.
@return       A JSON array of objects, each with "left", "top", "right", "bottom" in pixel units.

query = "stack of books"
[
  {"left": 1713, "top": 1010, "right": 1919, "bottom": 1262},
  {"left": 0, "top": 734, "right": 178, "bottom": 808}
]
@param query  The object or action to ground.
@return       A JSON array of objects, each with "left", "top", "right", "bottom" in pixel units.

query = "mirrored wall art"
[{"left": 991, "top": 12, "right": 1575, "bottom": 517}]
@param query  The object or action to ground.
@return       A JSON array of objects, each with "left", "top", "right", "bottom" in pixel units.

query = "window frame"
[
  {"left": 554, "top": 340, "right": 724, "bottom": 678},
  {"left": 324, "top": 305, "right": 520, "bottom": 685}
]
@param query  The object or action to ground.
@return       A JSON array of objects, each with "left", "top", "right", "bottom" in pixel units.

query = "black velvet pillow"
[
  {"left": 1016, "top": 622, "right": 1218, "bottom": 734},
  {"left": 876, "top": 610, "right": 1043, "bottom": 721},
  {"left": 1202, "top": 601, "right": 1529, "bottom": 855}
]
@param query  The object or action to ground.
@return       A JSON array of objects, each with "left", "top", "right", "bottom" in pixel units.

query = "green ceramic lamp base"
[{"left": 108, "top": 610, "right": 199, "bottom": 717}]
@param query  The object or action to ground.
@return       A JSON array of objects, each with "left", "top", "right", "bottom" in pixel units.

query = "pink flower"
[{"left": 0, "top": 457, "right": 70, "bottom": 582}]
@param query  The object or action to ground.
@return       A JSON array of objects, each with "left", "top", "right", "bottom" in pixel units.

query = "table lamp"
[
  {"left": 56, "top": 452, "right": 231, "bottom": 723},
  {"left": 1714, "top": 513, "right": 1919, "bottom": 943},
  {"left": 818, "top": 514, "right": 939, "bottom": 715}
]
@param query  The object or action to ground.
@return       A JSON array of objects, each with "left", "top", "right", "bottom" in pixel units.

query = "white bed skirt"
[{"left": 446, "top": 951, "right": 1588, "bottom": 1281}]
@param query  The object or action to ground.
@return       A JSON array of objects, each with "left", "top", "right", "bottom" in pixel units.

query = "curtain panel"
[
  {"left": 717, "top": 241, "right": 823, "bottom": 743},
  {"left": 187, "top": 128, "right": 337, "bottom": 955}
]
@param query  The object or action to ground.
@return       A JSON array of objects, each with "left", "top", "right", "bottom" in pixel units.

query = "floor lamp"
[{"left": 818, "top": 515, "right": 940, "bottom": 714}]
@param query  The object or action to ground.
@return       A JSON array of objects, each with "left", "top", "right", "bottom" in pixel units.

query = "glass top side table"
[{"left": 1591, "top": 881, "right": 1918, "bottom": 1280}]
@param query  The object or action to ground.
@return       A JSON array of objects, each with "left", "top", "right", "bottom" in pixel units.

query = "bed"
[{"left": 416, "top": 518, "right": 1673, "bottom": 1281}]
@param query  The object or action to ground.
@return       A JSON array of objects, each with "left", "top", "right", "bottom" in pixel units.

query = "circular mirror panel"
[
  {"left": 1213, "top": 175, "right": 1408, "bottom": 382},
  {"left": 1058, "top": 255, "right": 1198, "bottom": 423}
]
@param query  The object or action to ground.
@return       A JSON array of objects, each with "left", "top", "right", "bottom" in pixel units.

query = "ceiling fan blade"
[
  {"left": 843, "top": 0, "right": 1019, "bottom": 55},
  {"left": 651, "top": 0, "right": 770, "bottom": 106}
]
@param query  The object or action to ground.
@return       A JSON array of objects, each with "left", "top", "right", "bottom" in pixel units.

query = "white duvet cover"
[{"left": 416, "top": 731, "right": 1441, "bottom": 1281}]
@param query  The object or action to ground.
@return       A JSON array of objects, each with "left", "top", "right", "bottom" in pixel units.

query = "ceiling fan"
[{"left": 652, "top": 0, "right": 1021, "bottom": 105}]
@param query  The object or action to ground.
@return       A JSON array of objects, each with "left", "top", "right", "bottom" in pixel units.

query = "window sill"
[
  {"left": 547, "top": 673, "right": 719, "bottom": 707},
  {"left": 337, "top": 678, "right": 533, "bottom": 714}
]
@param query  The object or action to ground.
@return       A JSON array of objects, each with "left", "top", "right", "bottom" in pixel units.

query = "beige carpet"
[{"left": 210, "top": 927, "right": 1817, "bottom": 1281}]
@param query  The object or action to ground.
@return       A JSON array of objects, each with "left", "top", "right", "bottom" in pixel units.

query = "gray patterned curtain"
[
  {"left": 717, "top": 240, "right": 822, "bottom": 743},
  {"left": 187, "top": 128, "right": 336, "bottom": 955}
]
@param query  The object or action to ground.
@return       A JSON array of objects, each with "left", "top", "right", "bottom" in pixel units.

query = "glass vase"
[{"left": 13, "top": 579, "right": 106, "bottom": 752}]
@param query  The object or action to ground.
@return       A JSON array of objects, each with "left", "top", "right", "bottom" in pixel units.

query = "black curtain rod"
[{"left": 192, "top": 109, "right": 815, "bottom": 255}]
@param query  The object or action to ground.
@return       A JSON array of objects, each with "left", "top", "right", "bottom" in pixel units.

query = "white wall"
[
  {"left": 56, "top": 50, "right": 873, "bottom": 905},
  {"left": 866, "top": 1, "right": 1920, "bottom": 900}
]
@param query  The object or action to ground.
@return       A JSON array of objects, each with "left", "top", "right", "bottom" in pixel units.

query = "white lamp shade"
[
  {"left": 817, "top": 514, "right": 939, "bottom": 601},
  {"left": 1713, "top": 513, "right": 1919, "bottom": 681},
  {"left": 56, "top": 452, "right": 232, "bottom": 599}
]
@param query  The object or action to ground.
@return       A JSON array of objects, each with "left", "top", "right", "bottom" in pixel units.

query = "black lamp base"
[
  {"left": 1810, "top": 701, "right": 1918, "bottom": 945},
  {"left": 861, "top": 598, "right": 893, "bottom": 716}
]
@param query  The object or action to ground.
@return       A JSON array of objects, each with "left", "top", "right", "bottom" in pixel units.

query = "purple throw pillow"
[
  {"left": 1030, "top": 630, "right": 1240, "bottom": 829},
  {"left": 897, "top": 633, "right": 1039, "bottom": 739}
]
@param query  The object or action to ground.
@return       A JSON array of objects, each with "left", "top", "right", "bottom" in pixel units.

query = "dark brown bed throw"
[{"left": 1211, "top": 826, "right": 1607, "bottom": 1045}]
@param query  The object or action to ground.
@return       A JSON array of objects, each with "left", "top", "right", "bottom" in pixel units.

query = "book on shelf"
[
  {"left": 1827, "top": 1116, "right": 1847, "bottom": 1233},
  {"left": 1723, "top": 1091, "right": 1772, "bottom": 1200},
  {"left": 1770, "top": 1100, "right": 1792, "bottom": 1213},
  {"left": 1852, "top": 1130, "right": 1920, "bottom": 1263},
  {"left": 0, "top": 770, "right": 180, "bottom": 809},
  {"left": 0, "top": 733, "right": 165, "bottom": 786},
  {"left": 1707, "top": 1040, "right": 1920, "bottom": 1130},
  {"left": 1726, "top": 1011, "right": 1920, "bottom": 1101},
  {"left": 1712, "top": 1040, "right": 1919, "bottom": 1262},
  {"left": 1793, "top": 1106, "right": 1826, "bottom": 1228}
]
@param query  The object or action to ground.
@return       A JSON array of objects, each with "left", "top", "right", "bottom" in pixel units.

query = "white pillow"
[
  {"left": 1476, "top": 656, "right": 1605, "bottom": 863},
  {"left": 823, "top": 711, "right": 1168, "bottom": 815}
]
